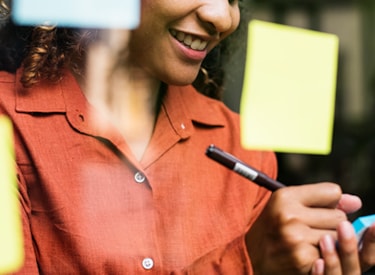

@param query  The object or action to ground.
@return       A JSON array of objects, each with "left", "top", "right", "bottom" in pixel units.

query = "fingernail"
[
  {"left": 312, "top": 259, "right": 324, "bottom": 274},
  {"left": 321, "top": 235, "right": 335, "bottom": 252},
  {"left": 339, "top": 220, "right": 354, "bottom": 241}
]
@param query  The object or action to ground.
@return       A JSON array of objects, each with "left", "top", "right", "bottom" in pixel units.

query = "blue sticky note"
[
  {"left": 12, "top": 0, "right": 140, "bottom": 29},
  {"left": 352, "top": 214, "right": 375, "bottom": 246}
]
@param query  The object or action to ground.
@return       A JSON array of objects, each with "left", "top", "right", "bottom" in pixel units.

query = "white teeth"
[
  {"left": 177, "top": 31, "right": 185, "bottom": 41},
  {"left": 183, "top": 34, "right": 193, "bottom": 45},
  {"left": 191, "top": 39, "right": 208, "bottom": 50},
  {"left": 171, "top": 29, "right": 208, "bottom": 51},
  {"left": 191, "top": 40, "right": 201, "bottom": 50},
  {"left": 197, "top": 40, "right": 208, "bottom": 50}
]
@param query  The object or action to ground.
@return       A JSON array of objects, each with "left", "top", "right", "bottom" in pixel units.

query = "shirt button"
[
  {"left": 134, "top": 172, "right": 146, "bottom": 183},
  {"left": 142, "top": 257, "right": 154, "bottom": 270}
]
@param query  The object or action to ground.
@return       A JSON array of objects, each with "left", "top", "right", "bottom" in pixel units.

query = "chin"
[
  {"left": 162, "top": 70, "right": 199, "bottom": 87},
  {"left": 169, "top": 79, "right": 196, "bottom": 86}
]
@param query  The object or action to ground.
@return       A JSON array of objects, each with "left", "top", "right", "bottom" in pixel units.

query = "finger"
[
  {"left": 271, "top": 184, "right": 347, "bottom": 229},
  {"left": 311, "top": 258, "right": 324, "bottom": 275},
  {"left": 336, "top": 194, "right": 362, "bottom": 214},
  {"left": 280, "top": 183, "right": 343, "bottom": 208},
  {"left": 336, "top": 221, "right": 361, "bottom": 275},
  {"left": 319, "top": 234, "right": 342, "bottom": 275},
  {"left": 282, "top": 243, "right": 322, "bottom": 274},
  {"left": 297, "top": 208, "right": 347, "bottom": 230},
  {"left": 360, "top": 223, "right": 375, "bottom": 270},
  {"left": 279, "top": 219, "right": 338, "bottom": 247}
]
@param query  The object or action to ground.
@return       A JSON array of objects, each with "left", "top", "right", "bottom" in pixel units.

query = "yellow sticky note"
[
  {"left": 240, "top": 20, "right": 339, "bottom": 154},
  {"left": 0, "top": 116, "right": 24, "bottom": 273}
]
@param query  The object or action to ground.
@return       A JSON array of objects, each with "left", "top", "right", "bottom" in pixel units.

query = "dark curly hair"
[{"left": 0, "top": 0, "right": 247, "bottom": 100}]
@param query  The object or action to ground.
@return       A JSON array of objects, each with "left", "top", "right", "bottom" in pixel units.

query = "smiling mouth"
[{"left": 170, "top": 29, "right": 208, "bottom": 51}]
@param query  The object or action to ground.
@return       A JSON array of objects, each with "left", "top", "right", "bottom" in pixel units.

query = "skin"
[
  {"left": 79, "top": 0, "right": 375, "bottom": 273},
  {"left": 128, "top": 0, "right": 240, "bottom": 86},
  {"left": 83, "top": 0, "right": 239, "bottom": 160},
  {"left": 247, "top": 183, "right": 375, "bottom": 274}
]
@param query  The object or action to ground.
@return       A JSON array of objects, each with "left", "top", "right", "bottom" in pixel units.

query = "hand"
[
  {"left": 359, "top": 223, "right": 375, "bottom": 271},
  {"left": 246, "top": 182, "right": 359, "bottom": 275},
  {"left": 312, "top": 220, "right": 361, "bottom": 275},
  {"left": 332, "top": 194, "right": 375, "bottom": 272}
]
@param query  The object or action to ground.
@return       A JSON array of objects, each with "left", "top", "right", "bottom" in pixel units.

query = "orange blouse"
[{"left": 0, "top": 69, "right": 276, "bottom": 274}]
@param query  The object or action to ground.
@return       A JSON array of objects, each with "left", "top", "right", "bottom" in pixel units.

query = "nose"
[{"left": 197, "top": 0, "right": 239, "bottom": 35}]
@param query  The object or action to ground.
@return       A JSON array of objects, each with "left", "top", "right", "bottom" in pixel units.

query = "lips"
[{"left": 170, "top": 29, "right": 208, "bottom": 51}]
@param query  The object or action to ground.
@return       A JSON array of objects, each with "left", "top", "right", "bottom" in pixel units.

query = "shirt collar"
[
  {"left": 165, "top": 85, "right": 226, "bottom": 129},
  {"left": 14, "top": 68, "right": 226, "bottom": 130},
  {"left": 15, "top": 68, "right": 68, "bottom": 113}
]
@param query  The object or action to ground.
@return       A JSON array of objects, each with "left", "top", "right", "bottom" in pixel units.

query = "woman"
[{"left": 1, "top": 0, "right": 374, "bottom": 274}]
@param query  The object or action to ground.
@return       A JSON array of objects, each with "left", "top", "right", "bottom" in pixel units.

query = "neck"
[{"left": 81, "top": 43, "right": 162, "bottom": 161}]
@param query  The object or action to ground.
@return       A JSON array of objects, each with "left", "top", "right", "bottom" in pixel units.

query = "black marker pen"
[{"left": 206, "top": 144, "right": 285, "bottom": 191}]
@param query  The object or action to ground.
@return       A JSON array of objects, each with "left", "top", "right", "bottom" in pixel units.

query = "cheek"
[
  {"left": 231, "top": 7, "right": 241, "bottom": 34},
  {"left": 220, "top": 7, "right": 241, "bottom": 41}
]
